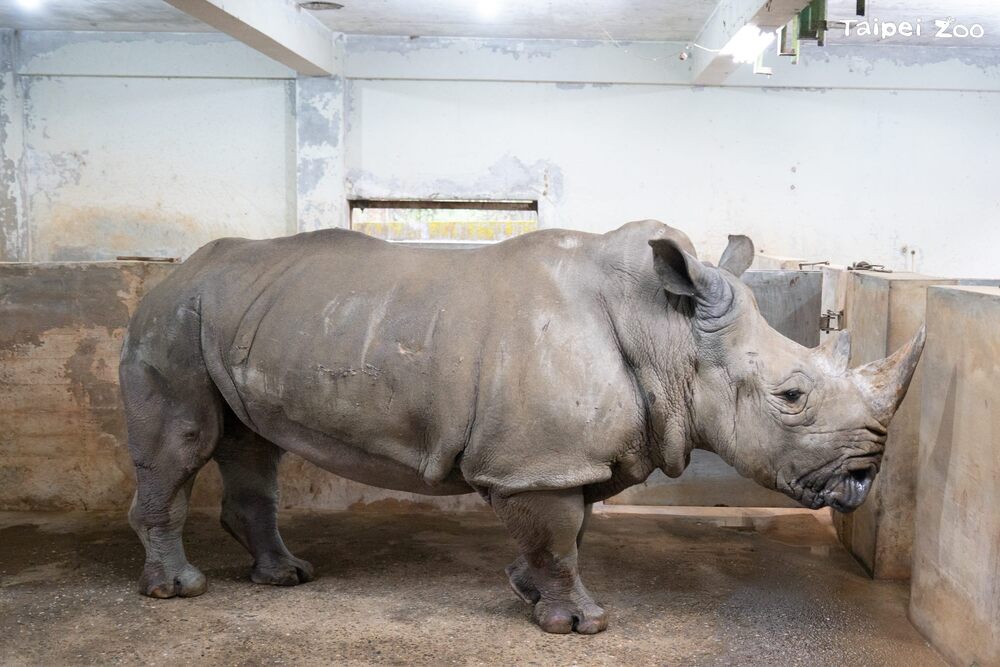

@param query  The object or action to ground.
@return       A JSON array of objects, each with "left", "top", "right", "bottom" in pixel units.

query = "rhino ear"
[
  {"left": 718, "top": 234, "right": 754, "bottom": 278},
  {"left": 648, "top": 239, "right": 734, "bottom": 321},
  {"left": 648, "top": 237, "right": 707, "bottom": 297}
]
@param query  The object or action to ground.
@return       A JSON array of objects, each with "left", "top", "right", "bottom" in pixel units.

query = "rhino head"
[{"left": 649, "top": 235, "right": 925, "bottom": 513}]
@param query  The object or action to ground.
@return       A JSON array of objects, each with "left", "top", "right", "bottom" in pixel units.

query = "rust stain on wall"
[
  {"left": 0, "top": 263, "right": 174, "bottom": 510},
  {"left": 34, "top": 205, "right": 210, "bottom": 261}
]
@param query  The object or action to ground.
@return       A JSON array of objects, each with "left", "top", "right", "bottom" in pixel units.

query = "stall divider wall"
[
  {"left": 830, "top": 271, "right": 959, "bottom": 579},
  {"left": 909, "top": 286, "right": 1000, "bottom": 667}
]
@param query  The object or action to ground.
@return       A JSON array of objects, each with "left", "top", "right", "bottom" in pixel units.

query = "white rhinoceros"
[{"left": 120, "top": 220, "right": 923, "bottom": 634}]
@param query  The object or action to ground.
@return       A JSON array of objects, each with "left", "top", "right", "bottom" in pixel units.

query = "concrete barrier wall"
[
  {"left": 909, "top": 286, "right": 1000, "bottom": 667},
  {"left": 830, "top": 271, "right": 1000, "bottom": 579},
  {"left": 1, "top": 263, "right": 174, "bottom": 509},
  {"left": 750, "top": 253, "right": 807, "bottom": 271},
  {"left": 819, "top": 265, "right": 849, "bottom": 342},
  {"left": 832, "top": 271, "right": 959, "bottom": 579},
  {"left": 0, "top": 262, "right": 484, "bottom": 512}
]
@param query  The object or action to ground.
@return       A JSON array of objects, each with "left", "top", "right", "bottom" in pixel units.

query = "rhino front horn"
[{"left": 853, "top": 325, "right": 927, "bottom": 425}]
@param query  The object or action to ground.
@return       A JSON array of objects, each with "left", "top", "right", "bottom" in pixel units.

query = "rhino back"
[{"left": 132, "top": 227, "right": 649, "bottom": 495}]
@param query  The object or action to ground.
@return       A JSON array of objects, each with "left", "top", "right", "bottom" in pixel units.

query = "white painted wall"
[
  {"left": 345, "top": 75, "right": 1000, "bottom": 279},
  {"left": 3, "top": 30, "right": 999, "bottom": 279},
  {"left": 24, "top": 75, "right": 295, "bottom": 260},
  {"left": 2, "top": 31, "right": 296, "bottom": 262}
]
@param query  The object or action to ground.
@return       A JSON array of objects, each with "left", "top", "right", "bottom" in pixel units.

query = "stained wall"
[
  {"left": 1, "top": 31, "right": 297, "bottom": 262},
  {"left": 3, "top": 31, "right": 1000, "bottom": 277},
  {"left": 910, "top": 286, "right": 1000, "bottom": 667},
  {"left": 0, "top": 261, "right": 485, "bottom": 512}
]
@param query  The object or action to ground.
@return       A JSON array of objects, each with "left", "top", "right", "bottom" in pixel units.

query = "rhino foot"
[
  {"left": 250, "top": 554, "right": 315, "bottom": 586},
  {"left": 139, "top": 561, "right": 207, "bottom": 598},
  {"left": 534, "top": 598, "right": 608, "bottom": 635},
  {"left": 505, "top": 557, "right": 540, "bottom": 603}
]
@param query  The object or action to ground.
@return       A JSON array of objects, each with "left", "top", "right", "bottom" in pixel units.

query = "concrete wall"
[
  {"left": 341, "top": 36, "right": 1000, "bottom": 279},
  {"left": 3, "top": 30, "right": 1000, "bottom": 279},
  {"left": 910, "top": 286, "right": 1000, "bottom": 667},
  {"left": 0, "top": 262, "right": 484, "bottom": 512},
  {"left": 1, "top": 262, "right": 174, "bottom": 508},
  {"left": 344, "top": 76, "right": 1000, "bottom": 279},
  {"left": 832, "top": 271, "right": 957, "bottom": 579},
  {"left": 1, "top": 31, "right": 297, "bottom": 262}
]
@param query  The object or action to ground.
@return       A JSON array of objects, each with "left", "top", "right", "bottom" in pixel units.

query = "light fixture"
[
  {"left": 477, "top": 0, "right": 501, "bottom": 20},
  {"left": 298, "top": 2, "right": 343, "bottom": 10},
  {"left": 720, "top": 24, "right": 776, "bottom": 64},
  {"left": 17, "top": 0, "right": 42, "bottom": 9}
]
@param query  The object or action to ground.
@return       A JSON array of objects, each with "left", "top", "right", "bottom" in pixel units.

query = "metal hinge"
[
  {"left": 799, "top": 260, "right": 830, "bottom": 270},
  {"left": 820, "top": 309, "right": 845, "bottom": 333}
]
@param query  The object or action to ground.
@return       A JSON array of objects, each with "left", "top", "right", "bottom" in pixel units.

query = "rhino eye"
[{"left": 781, "top": 389, "right": 804, "bottom": 402}]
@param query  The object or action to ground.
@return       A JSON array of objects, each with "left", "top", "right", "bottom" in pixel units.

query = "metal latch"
[{"left": 820, "top": 309, "right": 845, "bottom": 333}]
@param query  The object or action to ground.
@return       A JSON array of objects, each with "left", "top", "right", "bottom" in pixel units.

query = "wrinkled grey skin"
[{"left": 120, "top": 220, "right": 924, "bottom": 634}]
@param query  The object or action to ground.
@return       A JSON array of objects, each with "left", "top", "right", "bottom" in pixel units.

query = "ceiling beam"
[
  {"left": 163, "top": 0, "right": 338, "bottom": 75},
  {"left": 688, "top": 0, "right": 812, "bottom": 85}
]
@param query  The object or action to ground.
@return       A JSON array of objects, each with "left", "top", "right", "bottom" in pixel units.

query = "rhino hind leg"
[
  {"left": 123, "top": 364, "right": 223, "bottom": 599},
  {"left": 493, "top": 491, "right": 607, "bottom": 634},
  {"left": 504, "top": 502, "right": 593, "bottom": 604},
  {"left": 215, "top": 414, "right": 314, "bottom": 586}
]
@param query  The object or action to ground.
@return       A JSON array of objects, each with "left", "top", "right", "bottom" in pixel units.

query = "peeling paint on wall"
[
  {"left": 21, "top": 73, "right": 294, "bottom": 261},
  {"left": 17, "top": 30, "right": 293, "bottom": 79},
  {"left": 296, "top": 75, "right": 348, "bottom": 232},
  {"left": 0, "top": 30, "right": 26, "bottom": 261},
  {"left": 348, "top": 155, "right": 564, "bottom": 207},
  {"left": 345, "top": 76, "right": 1000, "bottom": 278}
]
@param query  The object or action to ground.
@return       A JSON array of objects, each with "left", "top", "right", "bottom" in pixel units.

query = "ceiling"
[
  {"left": 309, "top": 0, "right": 718, "bottom": 41},
  {"left": 0, "top": 0, "right": 717, "bottom": 41},
  {"left": 0, "top": 0, "right": 997, "bottom": 46},
  {"left": 0, "top": 0, "right": 209, "bottom": 32}
]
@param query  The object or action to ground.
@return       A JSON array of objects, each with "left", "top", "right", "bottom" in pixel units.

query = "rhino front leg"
[
  {"left": 505, "top": 502, "right": 593, "bottom": 604},
  {"left": 493, "top": 491, "right": 607, "bottom": 634},
  {"left": 214, "top": 417, "right": 314, "bottom": 586},
  {"left": 125, "top": 393, "right": 221, "bottom": 599}
]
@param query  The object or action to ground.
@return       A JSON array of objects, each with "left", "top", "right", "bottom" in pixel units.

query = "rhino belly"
[
  {"left": 250, "top": 407, "right": 472, "bottom": 496},
  {"left": 224, "top": 351, "right": 474, "bottom": 496}
]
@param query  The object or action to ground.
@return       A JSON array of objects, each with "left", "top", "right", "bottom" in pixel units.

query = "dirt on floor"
[{"left": 0, "top": 508, "right": 943, "bottom": 666}]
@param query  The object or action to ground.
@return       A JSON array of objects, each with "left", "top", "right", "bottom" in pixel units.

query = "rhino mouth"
[{"left": 823, "top": 458, "right": 880, "bottom": 513}]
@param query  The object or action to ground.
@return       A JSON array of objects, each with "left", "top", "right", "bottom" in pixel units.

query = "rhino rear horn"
[
  {"left": 718, "top": 234, "right": 755, "bottom": 278},
  {"left": 814, "top": 330, "right": 851, "bottom": 374},
  {"left": 853, "top": 325, "right": 927, "bottom": 424}
]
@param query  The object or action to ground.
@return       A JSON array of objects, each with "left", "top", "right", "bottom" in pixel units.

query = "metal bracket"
[
  {"left": 820, "top": 309, "right": 844, "bottom": 333},
  {"left": 798, "top": 260, "right": 830, "bottom": 270},
  {"left": 848, "top": 261, "right": 892, "bottom": 273}
]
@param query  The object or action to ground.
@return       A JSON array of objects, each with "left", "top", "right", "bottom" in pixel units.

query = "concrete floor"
[{"left": 0, "top": 508, "right": 942, "bottom": 666}]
